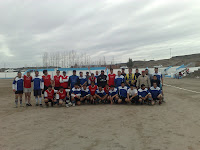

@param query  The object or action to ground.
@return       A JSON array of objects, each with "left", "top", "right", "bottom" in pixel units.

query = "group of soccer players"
[{"left": 12, "top": 67, "right": 164, "bottom": 108}]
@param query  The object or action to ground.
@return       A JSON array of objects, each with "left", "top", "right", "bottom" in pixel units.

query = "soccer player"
[
  {"left": 126, "top": 84, "right": 139, "bottom": 104},
  {"left": 42, "top": 70, "right": 52, "bottom": 94},
  {"left": 85, "top": 71, "right": 90, "bottom": 85},
  {"left": 138, "top": 84, "right": 152, "bottom": 105},
  {"left": 137, "top": 71, "right": 151, "bottom": 89},
  {"left": 88, "top": 73, "right": 97, "bottom": 85},
  {"left": 125, "top": 68, "right": 136, "bottom": 87},
  {"left": 151, "top": 75, "right": 160, "bottom": 87},
  {"left": 80, "top": 84, "right": 90, "bottom": 104},
  {"left": 152, "top": 67, "right": 163, "bottom": 87},
  {"left": 32, "top": 71, "right": 44, "bottom": 106},
  {"left": 104, "top": 84, "right": 110, "bottom": 95},
  {"left": 115, "top": 71, "right": 125, "bottom": 87},
  {"left": 71, "top": 83, "right": 81, "bottom": 106},
  {"left": 89, "top": 81, "right": 98, "bottom": 104},
  {"left": 23, "top": 71, "right": 32, "bottom": 106},
  {"left": 53, "top": 70, "right": 61, "bottom": 90},
  {"left": 107, "top": 68, "right": 116, "bottom": 86},
  {"left": 118, "top": 82, "right": 128, "bottom": 104},
  {"left": 97, "top": 70, "right": 107, "bottom": 88},
  {"left": 95, "top": 71, "right": 99, "bottom": 78},
  {"left": 145, "top": 68, "right": 152, "bottom": 80},
  {"left": 121, "top": 68, "right": 126, "bottom": 77},
  {"left": 149, "top": 82, "right": 162, "bottom": 105},
  {"left": 56, "top": 86, "right": 71, "bottom": 107},
  {"left": 134, "top": 68, "right": 141, "bottom": 86},
  {"left": 79, "top": 72, "right": 87, "bottom": 87},
  {"left": 108, "top": 85, "right": 119, "bottom": 104},
  {"left": 44, "top": 85, "right": 56, "bottom": 107},
  {"left": 12, "top": 72, "right": 24, "bottom": 107},
  {"left": 95, "top": 86, "right": 108, "bottom": 104},
  {"left": 68, "top": 70, "right": 79, "bottom": 89},
  {"left": 60, "top": 71, "right": 69, "bottom": 89}
]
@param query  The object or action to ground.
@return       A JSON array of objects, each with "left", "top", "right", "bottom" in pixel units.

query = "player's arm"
[{"left": 12, "top": 79, "right": 16, "bottom": 92}]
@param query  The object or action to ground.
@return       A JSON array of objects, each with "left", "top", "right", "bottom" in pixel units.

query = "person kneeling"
[
  {"left": 56, "top": 86, "right": 71, "bottom": 107},
  {"left": 108, "top": 85, "right": 119, "bottom": 104},
  {"left": 138, "top": 84, "right": 153, "bottom": 105},
  {"left": 126, "top": 84, "right": 139, "bottom": 104},
  {"left": 44, "top": 85, "right": 56, "bottom": 107},
  {"left": 149, "top": 82, "right": 162, "bottom": 105},
  {"left": 71, "top": 84, "right": 81, "bottom": 106},
  {"left": 118, "top": 82, "right": 128, "bottom": 104},
  {"left": 80, "top": 85, "right": 91, "bottom": 104},
  {"left": 95, "top": 86, "right": 108, "bottom": 104}
]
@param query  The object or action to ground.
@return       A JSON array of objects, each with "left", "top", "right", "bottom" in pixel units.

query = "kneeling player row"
[{"left": 43, "top": 81, "right": 163, "bottom": 107}]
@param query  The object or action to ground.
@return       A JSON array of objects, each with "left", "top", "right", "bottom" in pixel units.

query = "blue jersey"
[
  {"left": 118, "top": 86, "right": 128, "bottom": 98},
  {"left": 138, "top": 88, "right": 150, "bottom": 98},
  {"left": 79, "top": 76, "right": 87, "bottom": 86},
  {"left": 69, "top": 75, "right": 79, "bottom": 88},
  {"left": 149, "top": 86, "right": 161, "bottom": 99},
  {"left": 32, "top": 76, "right": 44, "bottom": 90},
  {"left": 95, "top": 89, "right": 106, "bottom": 97},
  {"left": 109, "top": 88, "right": 118, "bottom": 97},
  {"left": 115, "top": 75, "right": 125, "bottom": 87},
  {"left": 12, "top": 77, "right": 23, "bottom": 91},
  {"left": 81, "top": 88, "right": 90, "bottom": 97},
  {"left": 152, "top": 72, "right": 162, "bottom": 81},
  {"left": 71, "top": 87, "right": 81, "bottom": 96}
]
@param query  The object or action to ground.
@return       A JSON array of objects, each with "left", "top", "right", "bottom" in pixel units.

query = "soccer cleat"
[
  {"left": 159, "top": 101, "right": 162, "bottom": 105},
  {"left": 40, "top": 104, "right": 43, "bottom": 107},
  {"left": 26, "top": 104, "right": 29, "bottom": 107},
  {"left": 72, "top": 103, "right": 75, "bottom": 107},
  {"left": 36, "top": 103, "right": 39, "bottom": 106},
  {"left": 68, "top": 102, "right": 72, "bottom": 106},
  {"left": 66, "top": 104, "right": 69, "bottom": 108},
  {"left": 28, "top": 103, "right": 32, "bottom": 106},
  {"left": 20, "top": 104, "right": 24, "bottom": 107}
]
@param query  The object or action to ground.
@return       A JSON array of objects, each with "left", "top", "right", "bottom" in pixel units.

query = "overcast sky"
[{"left": 0, "top": 0, "right": 200, "bottom": 68}]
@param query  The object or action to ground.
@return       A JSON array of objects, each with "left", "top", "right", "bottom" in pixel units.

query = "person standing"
[
  {"left": 97, "top": 70, "right": 107, "bottom": 88},
  {"left": 23, "top": 71, "right": 32, "bottom": 106},
  {"left": 121, "top": 68, "right": 126, "bottom": 77},
  {"left": 60, "top": 71, "right": 69, "bottom": 89},
  {"left": 53, "top": 70, "right": 61, "bottom": 90},
  {"left": 134, "top": 68, "right": 141, "bottom": 86},
  {"left": 125, "top": 68, "right": 136, "bottom": 87},
  {"left": 68, "top": 70, "right": 79, "bottom": 89},
  {"left": 42, "top": 70, "right": 52, "bottom": 94},
  {"left": 107, "top": 68, "right": 116, "bottom": 86},
  {"left": 136, "top": 71, "right": 151, "bottom": 89}
]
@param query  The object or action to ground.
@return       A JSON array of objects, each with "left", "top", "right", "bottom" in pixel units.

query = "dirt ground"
[{"left": 0, "top": 78, "right": 200, "bottom": 150}]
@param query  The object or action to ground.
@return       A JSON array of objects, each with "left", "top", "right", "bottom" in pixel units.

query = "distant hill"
[{"left": 119, "top": 53, "right": 200, "bottom": 68}]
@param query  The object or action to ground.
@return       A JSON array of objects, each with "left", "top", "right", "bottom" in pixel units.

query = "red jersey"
[
  {"left": 44, "top": 89, "right": 54, "bottom": 99},
  {"left": 60, "top": 75, "right": 69, "bottom": 89},
  {"left": 88, "top": 76, "right": 97, "bottom": 84},
  {"left": 57, "top": 90, "right": 67, "bottom": 99},
  {"left": 23, "top": 75, "right": 32, "bottom": 88},
  {"left": 54, "top": 75, "right": 61, "bottom": 87},
  {"left": 89, "top": 85, "right": 98, "bottom": 96},
  {"left": 104, "top": 86, "right": 110, "bottom": 94},
  {"left": 42, "top": 75, "right": 51, "bottom": 87},
  {"left": 107, "top": 74, "right": 116, "bottom": 86}
]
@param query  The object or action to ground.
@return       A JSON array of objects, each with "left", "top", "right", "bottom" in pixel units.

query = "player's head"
[
  {"left": 153, "top": 75, "right": 157, "bottom": 80},
  {"left": 91, "top": 73, "right": 94, "bottom": 77},
  {"left": 129, "top": 68, "right": 132, "bottom": 73},
  {"left": 74, "top": 83, "right": 79, "bottom": 88},
  {"left": 141, "top": 84, "right": 145, "bottom": 90},
  {"left": 153, "top": 82, "right": 157, "bottom": 88},
  {"left": 122, "top": 68, "right": 125, "bottom": 72},
  {"left": 86, "top": 72, "right": 89, "bottom": 75},
  {"left": 145, "top": 69, "right": 149, "bottom": 74},
  {"left": 110, "top": 68, "right": 113, "bottom": 73},
  {"left": 17, "top": 72, "right": 22, "bottom": 78},
  {"left": 155, "top": 67, "right": 158, "bottom": 73},
  {"left": 43, "top": 70, "right": 48, "bottom": 75},
  {"left": 35, "top": 70, "right": 39, "bottom": 76},
  {"left": 48, "top": 85, "right": 52, "bottom": 90},
  {"left": 98, "top": 85, "right": 102, "bottom": 90},
  {"left": 121, "top": 82, "right": 125, "bottom": 87},
  {"left": 63, "top": 71, "right": 66, "bottom": 76},
  {"left": 79, "top": 71, "right": 83, "bottom": 76},
  {"left": 130, "top": 84, "right": 134, "bottom": 90},
  {"left": 110, "top": 85, "right": 115, "bottom": 90},
  {"left": 96, "top": 71, "right": 99, "bottom": 75},
  {"left": 136, "top": 68, "right": 139, "bottom": 73},
  {"left": 56, "top": 70, "right": 60, "bottom": 75},
  {"left": 105, "top": 84, "right": 109, "bottom": 88},
  {"left": 91, "top": 81, "right": 95, "bottom": 86},
  {"left": 73, "top": 70, "right": 76, "bottom": 75},
  {"left": 142, "top": 71, "right": 145, "bottom": 76},
  {"left": 118, "top": 70, "right": 121, "bottom": 76},
  {"left": 27, "top": 71, "right": 30, "bottom": 76},
  {"left": 83, "top": 84, "right": 87, "bottom": 90},
  {"left": 59, "top": 86, "right": 64, "bottom": 91},
  {"left": 101, "top": 70, "right": 104, "bottom": 75}
]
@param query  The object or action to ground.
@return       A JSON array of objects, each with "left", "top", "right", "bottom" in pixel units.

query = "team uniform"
[
  {"left": 44, "top": 89, "right": 56, "bottom": 106},
  {"left": 118, "top": 86, "right": 128, "bottom": 103},
  {"left": 88, "top": 85, "right": 98, "bottom": 96},
  {"left": 109, "top": 88, "right": 118, "bottom": 103},
  {"left": 134, "top": 73, "right": 141, "bottom": 86},
  {"left": 97, "top": 75, "right": 107, "bottom": 88},
  {"left": 95, "top": 89, "right": 107, "bottom": 102},
  {"left": 107, "top": 73, "right": 116, "bottom": 86},
  {"left": 152, "top": 72, "right": 163, "bottom": 89},
  {"left": 104, "top": 86, "right": 110, "bottom": 95},
  {"left": 125, "top": 73, "right": 136, "bottom": 86},
  {"left": 138, "top": 88, "right": 151, "bottom": 99},
  {"left": 149, "top": 87, "right": 161, "bottom": 100},
  {"left": 127, "top": 88, "right": 139, "bottom": 103},
  {"left": 60, "top": 75, "right": 69, "bottom": 89},
  {"left": 32, "top": 76, "right": 44, "bottom": 96},
  {"left": 81, "top": 88, "right": 90, "bottom": 97},
  {"left": 71, "top": 87, "right": 81, "bottom": 105},
  {"left": 79, "top": 76, "right": 87, "bottom": 86},
  {"left": 12, "top": 77, "right": 24, "bottom": 94},
  {"left": 69, "top": 75, "right": 79, "bottom": 88},
  {"left": 88, "top": 76, "right": 97, "bottom": 85},
  {"left": 56, "top": 89, "right": 71, "bottom": 106},
  {"left": 23, "top": 75, "right": 32, "bottom": 93},
  {"left": 53, "top": 75, "right": 61, "bottom": 90},
  {"left": 42, "top": 75, "right": 52, "bottom": 93},
  {"left": 115, "top": 75, "right": 125, "bottom": 87}
]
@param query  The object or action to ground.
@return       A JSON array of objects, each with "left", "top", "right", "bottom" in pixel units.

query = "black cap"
[
  {"left": 73, "top": 70, "right": 76, "bottom": 72},
  {"left": 63, "top": 71, "right": 66, "bottom": 73}
]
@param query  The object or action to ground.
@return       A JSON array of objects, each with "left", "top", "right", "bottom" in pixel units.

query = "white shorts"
[{"left": 24, "top": 88, "right": 32, "bottom": 93}]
